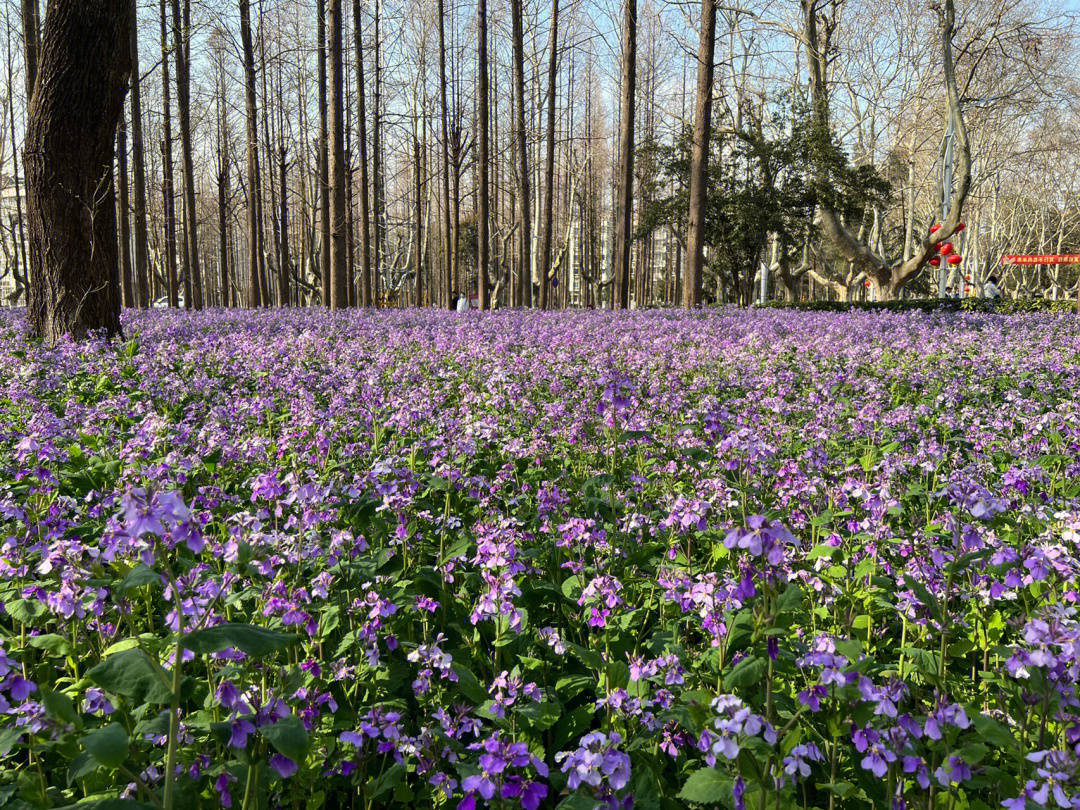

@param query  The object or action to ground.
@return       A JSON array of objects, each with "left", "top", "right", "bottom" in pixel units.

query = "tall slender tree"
[
  {"left": 160, "top": 0, "right": 177, "bottom": 307},
  {"left": 317, "top": 0, "right": 331, "bottom": 305},
  {"left": 437, "top": 0, "right": 453, "bottom": 308},
  {"left": 172, "top": 0, "right": 202, "bottom": 309},
  {"left": 20, "top": 0, "right": 39, "bottom": 102},
  {"left": 117, "top": 110, "right": 134, "bottom": 307},
  {"left": 684, "top": 0, "right": 716, "bottom": 309},
  {"left": 476, "top": 0, "right": 491, "bottom": 310},
  {"left": 327, "top": 0, "right": 348, "bottom": 309},
  {"left": 537, "top": 0, "right": 560, "bottom": 310},
  {"left": 354, "top": 0, "right": 372, "bottom": 307},
  {"left": 509, "top": 0, "right": 530, "bottom": 307},
  {"left": 129, "top": 2, "right": 150, "bottom": 310},
  {"left": 239, "top": 0, "right": 263, "bottom": 307},
  {"left": 612, "top": 0, "right": 637, "bottom": 309}
]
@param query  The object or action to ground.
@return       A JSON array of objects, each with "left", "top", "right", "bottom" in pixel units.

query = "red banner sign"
[{"left": 1000, "top": 254, "right": 1080, "bottom": 265}]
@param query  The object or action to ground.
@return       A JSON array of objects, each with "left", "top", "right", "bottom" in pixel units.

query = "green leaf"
[
  {"left": 182, "top": 623, "right": 303, "bottom": 658},
  {"left": 259, "top": 715, "right": 309, "bottom": 764},
  {"left": 56, "top": 801, "right": 158, "bottom": 810},
  {"left": 678, "top": 768, "right": 731, "bottom": 804},
  {"left": 902, "top": 574, "right": 942, "bottom": 625},
  {"left": 117, "top": 564, "right": 161, "bottom": 593},
  {"left": 518, "top": 701, "right": 561, "bottom": 730},
  {"left": 41, "top": 687, "right": 81, "bottom": 728},
  {"left": 6, "top": 598, "right": 47, "bottom": 626},
  {"left": 555, "top": 793, "right": 601, "bottom": 810},
  {"left": 87, "top": 648, "right": 174, "bottom": 704},
  {"left": 366, "top": 761, "right": 405, "bottom": 800},
  {"left": 82, "top": 723, "right": 129, "bottom": 769},
  {"left": 722, "top": 656, "right": 764, "bottom": 692},
  {"left": 972, "top": 713, "right": 1016, "bottom": 751},
  {"left": 452, "top": 664, "right": 489, "bottom": 705},
  {"left": 28, "top": 633, "right": 75, "bottom": 657},
  {"left": 66, "top": 752, "right": 99, "bottom": 786},
  {"left": 959, "top": 743, "right": 989, "bottom": 765},
  {"left": 777, "top": 583, "right": 804, "bottom": 614},
  {"left": 0, "top": 726, "right": 24, "bottom": 755}
]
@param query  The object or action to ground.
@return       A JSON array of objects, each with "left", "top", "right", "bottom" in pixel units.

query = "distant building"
[{"left": 0, "top": 174, "right": 27, "bottom": 304}]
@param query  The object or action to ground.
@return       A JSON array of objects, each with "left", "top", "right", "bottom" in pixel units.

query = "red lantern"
[
  {"left": 956, "top": 222, "right": 966, "bottom": 232},
  {"left": 964, "top": 275, "right": 970, "bottom": 281},
  {"left": 930, "top": 224, "right": 942, "bottom": 233},
  {"left": 947, "top": 254, "right": 963, "bottom": 265},
  {"left": 929, "top": 257, "right": 941, "bottom": 267},
  {"left": 864, "top": 280, "right": 871, "bottom": 287},
  {"left": 941, "top": 243, "right": 954, "bottom": 256},
  {"left": 933, "top": 243, "right": 942, "bottom": 253}
]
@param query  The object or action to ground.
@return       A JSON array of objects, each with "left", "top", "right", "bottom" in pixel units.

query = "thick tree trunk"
[
  {"left": 354, "top": 0, "right": 372, "bottom": 307},
  {"left": 128, "top": 5, "right": 150, "bottom": 311},
  {"left": 160, "top": 0, "right": 177, "bottom": 308},
  {"left": 239, "top": 0, "right": 262, "bottom": 307},
  {"left": 26, "top": 0, "right": 132, "bottom": 342},
  {"left": 537, "top": 0, "right": 560, "bottom": 310},
  {"left": 612, "top": 0, "right": 636, "bottom": 309},
  {"left": 173, "top": 0, "right": 201, "bottom": 309},
  {"left": 327, "top": 0, "right": 347, "bottom": 309},
  {"left": 510, "top": 0, "right": 531, "bottom": 307},
  {"left": 684, "top": 0, "right": 715, "bottom": 309},
  {"left": 477, "top": 0, "right": 490, "bottom": 310}
]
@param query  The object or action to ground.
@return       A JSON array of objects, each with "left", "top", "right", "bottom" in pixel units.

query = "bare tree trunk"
[
  {"left": 117, "top": 111, "right": 134, "bottom": 307},
  {"left": 612, "top": 0, "right": 636, "bottom": 309},
  {"left": 327, "top": 0, "right": 347, "bottom": 309},
  {"left": 372, "top": 0, "right": 384, "bottom": 306},
  {"left": 510, "top": 0, "right": 531, "bottom": 307},
  {"left": 26, "top": 0, "right": 132, "bottom": 342},
  {"left": 437, "top": 0, "right": 453, "bottom": 307},
  {"left": 129, "top": 4, "right": 150, "bottom": 311},
  {"left": 317, "top": 0, "right": 330, "bottom": 305},
  {"left": 354, "top": 0, "right": 372, "bottom": 307},
  {"left": 476, "top": 0, "right": 491, "bottom": 310},
  {"left": 414, "top": 128, "right": 423, "bottom": 307},
  {"left": 5, "top": 24, "right": 29, "bottom": 305},
  {"left": 537, "top": 0, "right": 560, "bottom": 310},
  {"left": 20, "top": 0, "right": 39, "bottom": 102},
  {"left": 239, "top": 0, "right": 262, "bottom": 307},
  {"left": 172, "top": 0, "right": 201, "bottom": 309},
  {"left": 160, "top": 0, "right": 177, "bottom": 307},
  {"left": 215, "top": 33, "right": 231, "bottom": 307},
  {"left": 684, "top": 0, "right": 715, "bottom": 309}
]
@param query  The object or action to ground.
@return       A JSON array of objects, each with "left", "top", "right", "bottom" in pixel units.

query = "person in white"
[
  {"left": 456, "top": 293, "right": 469, "bottom": 312},
  {"left": 983, "top": 275, "right": 1002, "bottom": 299}
]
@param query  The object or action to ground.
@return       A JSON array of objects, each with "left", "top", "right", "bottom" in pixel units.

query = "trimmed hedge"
[{"left": 757, "top": 298, "right": 1078, "bottom": 314}]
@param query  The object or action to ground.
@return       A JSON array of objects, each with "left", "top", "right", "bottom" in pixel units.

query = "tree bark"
[
  {"left": 684, "top": 0, "right": 715, "bottom": 309},
  {"left": 160, "top": 0, "right": 177, "bottom": 308},
  {"left": 239, "top": 0, "right": 262, "bottom": 307},
  {"left": 26, "top": 0, "right": 132, "bottom": 342},
  {"left": 172, "top": 0, "right": 201, "bottom": 309},
  {"left": 129, "top": 3, "right": 150, "bottom": 310},
  {"left": 612, "top": 0, "right": 636, "bottom": 309},
  {"left": 317, "top": 0, "right": 331, "bottom": 305},
  {"left": 327, "top": 0, "right": 348, "bottom": 309},
  {"left": 537, "top": 0, "right": 560, "bottom": 310},
  {"left": 477, "top": 0, "right": 491, "bottom": 310},
  {"left": 354, "top": 0, "right": 372, "bottom": 307},
  {"left": 437, "top": 0, "right": 453, "bottom": 308},
  {"left": 20, "top": 0, "right": 39, "bottom": 103},
  {"left": 117, "top": 111, "right": 134, "bottom": 307},
  {"left": 510, "top": 0, "right": 531, "bottom": 307}
]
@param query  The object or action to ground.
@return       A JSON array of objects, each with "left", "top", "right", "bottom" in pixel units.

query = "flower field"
[{"left": 3, "top": 308, "right": 1080, "bottom": 810}]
